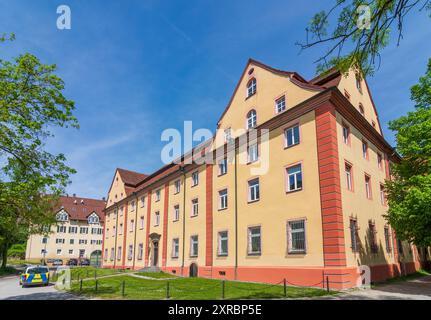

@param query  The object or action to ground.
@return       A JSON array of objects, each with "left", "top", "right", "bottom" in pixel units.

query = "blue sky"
[{"left": 1, "top": 0, "right": 430, "bottom": 199}]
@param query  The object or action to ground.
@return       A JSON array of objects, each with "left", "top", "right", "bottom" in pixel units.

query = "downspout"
[
  {"left": 180, "top": 166, "right": 186, "bottom": 276},
  {"left": 132, "top": 192, "right": 139, "bottom": 270}
]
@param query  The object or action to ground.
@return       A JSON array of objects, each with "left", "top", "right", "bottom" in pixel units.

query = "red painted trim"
[
  {"left": 144, "top": 191, "right": 152, "bottom": 266},
  {"left": 121, "top": 205, "right": 128, "bottom": 269},
  {"left": 205, "top": 164, "right": 213, "bottom": 267},
  {"left": 315, "top": 103, "right": 347, "bottom": 267},
  {"left": 162, "top": 183, "right": 169, "bottom": 267}
]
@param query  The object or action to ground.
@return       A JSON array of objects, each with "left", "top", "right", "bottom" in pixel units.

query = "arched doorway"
[
  {"left": 189, "top": 263, "right": 198, "bottom": 277},
  {"left": 151, "top": 240, "right": 159, "bottom": 266},
  {"left": 90, "top": 250, "right": 102, "bottom": 267}
]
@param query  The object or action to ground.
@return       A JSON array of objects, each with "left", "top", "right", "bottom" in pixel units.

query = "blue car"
[{"left": 19, "top": 266, "right": 50, "bottom": 287}]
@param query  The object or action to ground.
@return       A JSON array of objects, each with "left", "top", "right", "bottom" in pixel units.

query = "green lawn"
[
  {"left": 135, "top": 271, "right": 177, "bottom": 279},
  {"left": 68, "top": 275, "right": 334, "bottom": 300},
  {"left": 54, "top": 266, "right": 131, "bottom": 281},
  {"left": 377, "top": 269, "right": 431, "bottom": 285},
  {"left": 7, "top": 259, "right": 42, "bottom": 266}
]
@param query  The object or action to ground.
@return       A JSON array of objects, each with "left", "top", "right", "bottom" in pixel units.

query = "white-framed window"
[
  {"left": 247, "top": 78, "right": 256, "bottom": 97},
  {"left": 218, "top": 231, "right": 228, "bottom": 256},
  {"left": 129, "top": 219, "right": 135, "bottom": 232},
  {"left": 79, "top": 239, "right": 87, "bottom": 245},
  {"left": 57, "top": 249, "right": 62, "bottom": 255},
  {"left": 155, "top": 189, "right": 161, "bottom": 202},
  {"left": 190, "top": 235, "right": 198, "bottom": 257},
  {"left": 128, "top": 245, "right": 133, "bottom": 260},
  {"left": 275, "top": 95, "right": 286, "bottom": 113},
  {"left": 248, "top": 178, "right": 260, "bottom": 202},
  {"left": 285, "top": 124, "right": 300, "bottom": 147},
  {"left": 172, "top": 238, "right": 179, "bottom": 258},
  {"left": 130, "top": 200, "right": 135, "bottom": 212},
  {"left": 69, "top": 249, "right": 74, "bottom": 255},
  {"left": 355, "top": 73, "right": 362, "bottom": 93},
  {"left": 174, "top": 179, "right": 181, "bottom": 194},
  {"left": 380, "top": 184, "right": 386, "bottom": 205},
  {"left": 57, "top": 225, "right": 66, "bottom": 233},
  {"left": 342, "top": 124, "right": 350, "bottom": 145},
  {"left": 350, "top": 219, "right": 359, "bottom": 252},
  {"left": 138, "top": 243, "right": 143, "bottom": 260},
  {"left": 345, "top": 162, "right": 353, "bottom": 191},
  {"left": 79, "top": 227, "right": 88, "bottom": 234},
  {"left": 218, "top": 158, "right": 227, "bottom": 176},
  {"left": 154, "top": 211, "right": 160, "bottom": 226},
  {"left": 219, "top": 189, "right": 228, "bottom": 210},
  {"left": 173, "top": 205, "right": 180, "bottom": 221},
  {"left": 104, "top": 249, "right": 108, "bottom": 261},
  {"left": 247, "top": 226, "right": 261, "bottom": 255},
  {"left": 56, "top": 210, "right": 68, "bottom": 222},
  {"left": 41, "top": 237, "right": 48, "bottom": 244},
  {"left": 246, "top": 110, "right": 257, "bottom": 129},
  {"left": 286, "top": 164, "right": 302, "bottom": 192},
  {"left": 139, "top": 216, "right": 145, "bottom": 229},
  {"left": 88, "top": 212, "right": 99, "bottom": 224},
  {"left": 247, "top": 143, "right": 259, "bottom": 163},
  {"left": 120, "top": 206, "right": 124, "bottom": 216},
  {"left": 192, "top": 171, "right": 199, "bottom": 186},
  {"left": 117, "top": 246, "right": 122, "bottom": 260},
  {"left": 362, "top": 140, "right": 368, "bottom": 159},
  {"left": 378, "top": 153, "right": 383, "bottom": 169},
  {"left": 224, "top": 128, "right": 232, "bottom": 143},
  {"left": 384, "top": 226, "right": 392, "bottom": 253},
  {"left": 55, "top": 238, "right": 65, "bottom": 244},
  {"left": 70, "top": 239, "right": 74, "bottom": 244},
  {"left": 365, "top": 175, "right": 372, "bottom": 199},
  {"left": 287, "top": 219, "right": 306, "bottom": 254},
  {"left": 68, "top": 226, "right": 78, "bottom": 233},
  {"left": 191, "top": 198, "right": 199, "bottom": 217},
  {"left": 359, "top": 103, "right": 365, "bottom": 116},
  {"left": 140, "top": 195, "right": 146, "bottom": 208},
  {"left": 110, "top": 248, "right": 115, "bottom": 261}
]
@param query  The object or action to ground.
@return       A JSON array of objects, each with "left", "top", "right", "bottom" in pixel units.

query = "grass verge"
[
  {"left": 68, "top": 275, "right": 335, "bottom": 300},
  {"left": 135, "top": 272, "right": 177, "bottom": 279},
  {"left": 0, "top": 266, "right": 19, "bottom": 277}
]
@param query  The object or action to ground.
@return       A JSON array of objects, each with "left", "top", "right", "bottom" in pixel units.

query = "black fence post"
[
  {"left": 95, "top": 279, "right": 98, "bottom": 293},
  {"left": 221, "top": 280, "right": 225, "bottom": 300},
  {"left": 283, "top": 278, "right": 287, "bottom": 297},
  {"left": 95, "top": 270, "right": 97, "bottom": 280},
  {"left": 122, "top": 280, "right": 125, "bottom": 297},
  {"left": 79, "top": 279, "right": 83, "bottom": 293},
  {"left": 326, "top": 276, "right": 330, "bottom": 293},
  {"left": 166, "top": 281, "right": 170, "bottom": 299}
]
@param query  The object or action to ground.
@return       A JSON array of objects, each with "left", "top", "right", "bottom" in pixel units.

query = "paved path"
[
  {"left": 320, "top": 275, "right": 431, "bottom": 300},
  {"left": 0, "top": 275, "right": 84, "bottom": 300}
]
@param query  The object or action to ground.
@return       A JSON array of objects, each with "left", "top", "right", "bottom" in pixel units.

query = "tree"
[
  {"left": 385, "top": 58, "right": 431, "bottom": 247},
  {"left": 298, "top": 0, "right": 431, "bottom": 76},
  {"left": 0, "top": 35, "right": 78, "bottom": 268}
]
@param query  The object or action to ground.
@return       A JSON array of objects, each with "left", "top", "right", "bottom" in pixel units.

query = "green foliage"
[
  {"left": 299, "top": 0, "right": 430, "bottom": 76},
  {"left": 7, "top": 243, "right": 25, "bottom": 259},
  {"left": 0, "top": 36, "right": 78, "bottom": 268},
  {"left": 385, "top": 58, "right": 431, "bottom": 247}
]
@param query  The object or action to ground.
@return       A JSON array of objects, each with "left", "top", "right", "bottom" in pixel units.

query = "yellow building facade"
[{"left": 101, "top": 59, "right": 422, "bottom": 288}]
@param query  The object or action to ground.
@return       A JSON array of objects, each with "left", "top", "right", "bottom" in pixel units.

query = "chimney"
[
  {"left": 102, "top": 197, "right": 106, "bottom": 201},
  {"left": 73, "top": 193, "right": 76, "bottom": 197}
]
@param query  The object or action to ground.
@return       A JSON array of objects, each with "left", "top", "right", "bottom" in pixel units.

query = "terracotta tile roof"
[
  {"left": 117, "top": 168, "right": 148, "bottom": 187},
  {"left": 56, "top": 195, "right": 106, "bottom": 222}
]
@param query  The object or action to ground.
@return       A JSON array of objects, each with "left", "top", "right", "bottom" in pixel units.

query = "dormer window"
[
  {"left": 247, "top": 78, "right": 256, "bottom": 97},
  {"left": 355, "top": 73, "right": 362, "bottom": 93},
  {"left": 88, "top": 212, "right": 100, "bottom": 224},
  {"left": 359, "top": 104, "right": 365, "bottom": 116},
  {"left": 246, "top": 110, "right": 257, "bottom": 129},
  {"left": 56, "top": 210, "right": 68, "bottom": 222}
]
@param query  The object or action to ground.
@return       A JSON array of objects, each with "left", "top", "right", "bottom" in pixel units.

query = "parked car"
[
  {"left": 52, "top": 259, "right": 63, "bottom": 266},
  {"left": 19, "top": 266, "right": 50, "bottom": 287},
  {"left": 46, "top": 258, "right": 55, "bottom": 264},
  {"left": 79, "top": 258, "right": 90, "bottom": 266},
  {"left": 66, "top": 258, "right": 78, "bottom": 266}
]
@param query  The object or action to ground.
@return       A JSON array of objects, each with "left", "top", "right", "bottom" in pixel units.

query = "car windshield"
[{"left": 27, "top": 267, "right": 49, "bottom": 274}]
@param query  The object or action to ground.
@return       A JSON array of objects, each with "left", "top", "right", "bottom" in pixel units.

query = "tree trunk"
[{"left": 1, "top": 243, "right": 8, "bottom": 269}]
